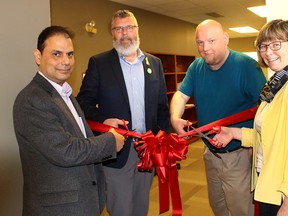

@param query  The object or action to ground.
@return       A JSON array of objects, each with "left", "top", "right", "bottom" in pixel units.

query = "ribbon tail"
[
  {"left": 158, "top": 175, "right": 170, "bottom": 214},
  {"left": 170, "top": 169, "right": 182, "bottom": 216}
]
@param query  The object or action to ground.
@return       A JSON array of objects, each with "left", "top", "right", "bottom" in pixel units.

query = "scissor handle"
[
  {"left": 206, "top": 126, "right": 221, "bottom": 135},
  {"left": 207, "top": 138, "right": 216, "bottom": 145}
]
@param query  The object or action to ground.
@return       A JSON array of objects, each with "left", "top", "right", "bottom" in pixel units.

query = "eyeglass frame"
[
  {"left": 111, "top": 25, "right": 138, "bottom": 33},
  {"left": 257, "top": 41, "right": 288, "bottom": 52}
]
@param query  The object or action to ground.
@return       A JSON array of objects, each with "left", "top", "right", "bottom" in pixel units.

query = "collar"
[
  {"left": 119, "top": 48, "right": 145, "bottom": 64},
  {"left": 38, "top": 71, "right": 72, "bottom": 97}
]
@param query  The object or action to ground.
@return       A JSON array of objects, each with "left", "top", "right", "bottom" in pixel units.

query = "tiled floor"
[{"left": 101, "top": 139, "right": 214, "bottom": 216}]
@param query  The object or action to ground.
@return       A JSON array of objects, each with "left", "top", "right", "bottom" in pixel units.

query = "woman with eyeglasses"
[{"left": 212, "top": 19, "right": 288, "bottom": 216}]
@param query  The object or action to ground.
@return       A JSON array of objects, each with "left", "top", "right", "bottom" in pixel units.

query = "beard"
[
  {"left": 202, "top": 53, "right": 221, "bottom": 67},
  {"left": 113, "top": 35, "right": 140, "bottom": 56}
]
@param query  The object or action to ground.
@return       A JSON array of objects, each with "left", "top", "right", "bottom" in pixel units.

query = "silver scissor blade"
[{"left": 189, "top": 125, "right": 211, "bottom": 140}]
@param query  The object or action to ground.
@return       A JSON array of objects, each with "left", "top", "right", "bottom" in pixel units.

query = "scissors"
[
  {"left": 189, "top": 125, "right": 214, "bottom": 144},
  {"left": 187, "top": 123, "right": 221, "bottom": 145}
]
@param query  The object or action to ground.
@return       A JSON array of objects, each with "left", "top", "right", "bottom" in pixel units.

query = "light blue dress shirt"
[{"left": 119, "top": 49, "right": 146, "bottom": 134}]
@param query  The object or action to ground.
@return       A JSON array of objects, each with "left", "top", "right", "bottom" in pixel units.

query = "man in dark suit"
[
  {"left": 77, "top": 10, "right": 170, "bottom": 216},
  {"left": 13, "top": 26, "right": 125, "bottom": 216}
]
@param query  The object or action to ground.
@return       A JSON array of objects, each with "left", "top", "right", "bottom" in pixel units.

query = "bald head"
[
  {"left": 196, "top": 19, "right": 225, "bottom": 38},
  {"left": 197, "top": 19, "right": 223, "bottom": 28},
  {"left": 195, "top": 19, "right": 229, "bottom": 70}
]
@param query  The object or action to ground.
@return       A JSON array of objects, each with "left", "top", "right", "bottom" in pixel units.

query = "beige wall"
[
  {"left": 266, "top": 0, "right": 288, "bottom": 78},
  {"left": 50, "top": 0, "right": 198, "bottom": 94},
  {"left": 229, "top": 36, "right": 257, "bottom": 51},
  {"left": 0, "top": 1, "right": 50, "bottom": 215},
  {"left": 50, "top": 0, "right": 258, "bottom": 95}
]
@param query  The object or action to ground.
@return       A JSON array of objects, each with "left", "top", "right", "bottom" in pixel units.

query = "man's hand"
[
  {"left": 170, "top": 91, "right": 191, "bottom": 135},
  {"left": 170, "top": 117, "right": 190, "bottom": 135},
  {"left": 109, "top": 128, "right": 125, "bottom": 152},
  {"left": 104, "top": 118, "right": 129, "bottom": 128}
]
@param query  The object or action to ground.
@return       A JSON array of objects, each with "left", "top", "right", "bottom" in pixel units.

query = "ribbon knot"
[{"left": 134, "top": 131, "right": 188, "bottom": 215}]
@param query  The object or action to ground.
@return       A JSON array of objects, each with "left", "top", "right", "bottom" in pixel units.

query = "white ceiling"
[{"left": 108, "top": 0, "right": 266, "bottom": 38}]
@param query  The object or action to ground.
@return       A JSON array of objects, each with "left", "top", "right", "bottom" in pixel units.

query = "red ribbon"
[
  {"left": 179, "top": 106, "right": 259, "bottom": 138},
  {"left": 86, "top": 106, "right": 258, "bottom": 215},
  {"left": 86, "top": 120, "right": 142, "bottom": 138},
  {"left": 134, "top": 130, "right": 188, "bottom": 215},
  {"left": 86, "top": 120, "right": 187, "bottom": 216}
]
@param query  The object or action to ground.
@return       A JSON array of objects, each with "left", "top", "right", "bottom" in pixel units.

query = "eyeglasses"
[
  {"left": 111, "top": 25, "right": 138, "bottom": 33},
  {"left": 257, "top": 41, "right": 287, "bottom": 52}
]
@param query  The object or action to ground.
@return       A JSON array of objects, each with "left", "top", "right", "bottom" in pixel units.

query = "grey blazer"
[{"left": 13, "top": 73, "right": 116, "bottom": 216}]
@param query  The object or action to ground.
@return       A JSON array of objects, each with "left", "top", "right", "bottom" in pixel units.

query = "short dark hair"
[{"left": 37, "top": 26, "right": 74, "bottom": 53}]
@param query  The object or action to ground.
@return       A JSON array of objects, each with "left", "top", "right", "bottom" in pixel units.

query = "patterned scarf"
[{"left": 259, "top": 65, "right": 288, "bottom": 102}]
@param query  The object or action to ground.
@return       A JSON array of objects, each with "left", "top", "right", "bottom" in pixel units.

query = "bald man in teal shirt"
[{"left": 170, "top": 19, "right": 266, "bottom": 216}]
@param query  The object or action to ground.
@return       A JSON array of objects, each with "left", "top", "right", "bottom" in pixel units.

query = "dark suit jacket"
[
  {"left": 77, "top": 48, "right": 170, "bottom": 168},
  {"left": 13, "top": 73, "right": 117, "bottom": 216}
]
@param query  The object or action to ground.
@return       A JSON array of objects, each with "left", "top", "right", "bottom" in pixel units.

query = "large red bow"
[
  {"left": 86, "top": 120, "right": 187, "bottom": 216},
  {"left": 134, "top": 130, "right": 188, "bottom": 215}
]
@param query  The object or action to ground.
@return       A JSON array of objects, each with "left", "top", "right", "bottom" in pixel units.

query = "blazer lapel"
[
  {"left": 54, "top": 93, "right": 86, "bottom": 138},
  {"left": 143, "top": 55, "right": 152, "bottom": 111},
  {"left": 34, "top": 73, "right": 85, "bottom": 137}
]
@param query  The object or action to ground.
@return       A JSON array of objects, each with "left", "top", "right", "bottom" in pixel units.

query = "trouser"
[
  {"left": 259, "top": 201, "right": 280, "bottom": 216},
  {"left": 103, "top": 142, "right": 154, "bottom": 216},
  {"left": 203, "top": 147, "right": 254, "bottom": 216}
]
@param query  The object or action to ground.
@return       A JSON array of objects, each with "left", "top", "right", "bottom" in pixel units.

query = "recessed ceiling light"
[
  {"left": 229, "top": 26, "right": 259, "bottom": 33},
  {"left": 247, "top": 5, "right": 267, "bottom": 18}
]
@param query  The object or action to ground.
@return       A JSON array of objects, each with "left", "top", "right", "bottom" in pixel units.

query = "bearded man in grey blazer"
[{"left": 13, "top": 26, "right": 125, "bottom": 216}]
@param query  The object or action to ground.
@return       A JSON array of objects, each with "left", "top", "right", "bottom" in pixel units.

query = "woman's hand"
[{"left": 212, "top": 127, "right": 241, "bottom": 148}]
